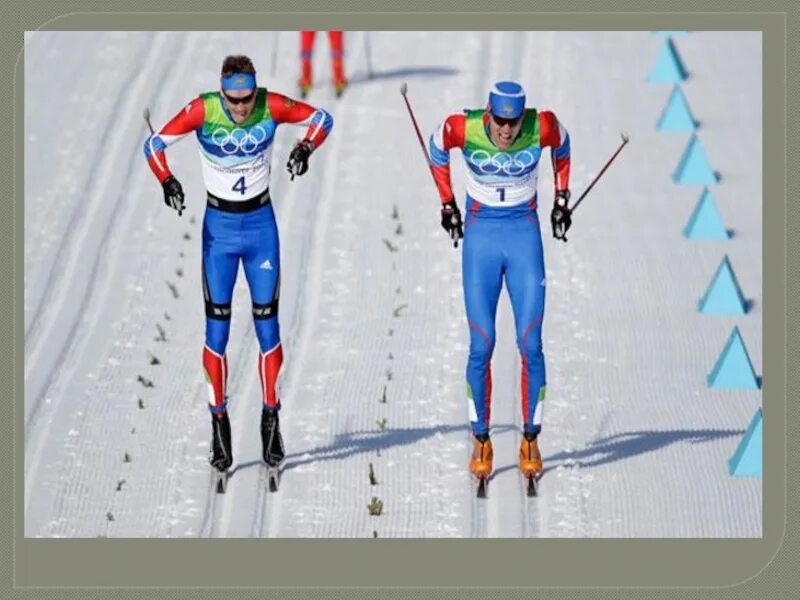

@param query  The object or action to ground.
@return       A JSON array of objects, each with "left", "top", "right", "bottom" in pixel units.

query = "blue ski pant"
[
  {"left": 202, "top": 202, "right": 281, "bottom": 356},
  {"left": 462, "top": 199, "right": 547, "bottom": 437}
]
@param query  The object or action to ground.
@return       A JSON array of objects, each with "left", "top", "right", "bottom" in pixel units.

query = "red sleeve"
[
  {"left": 144, "top": 97, "right": 205, "bottom": 184},
  {"left": 429, "top": 114, "right": 466, "bottom": 203},
  {"left": 539, "top": 110, "right": 571, "bottom": 192},
  {"left": 267, "top": 92, "right": 333, "bottom": 149}
]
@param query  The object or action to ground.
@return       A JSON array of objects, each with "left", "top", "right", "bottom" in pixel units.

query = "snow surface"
[{"left": 23, "top": 31, "right": 762, "bottom": 538}]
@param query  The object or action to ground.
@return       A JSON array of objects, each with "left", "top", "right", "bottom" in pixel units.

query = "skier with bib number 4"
[
  {"left": 428, "top": 81, "right": 572, "bottom": 497},
  {"left": 143, "top": 55, "right": 333, "bottom": 492}
]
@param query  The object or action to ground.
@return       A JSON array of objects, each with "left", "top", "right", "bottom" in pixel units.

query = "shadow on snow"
[{"left": 538, "top": 428, "right": 745, "bottom": 476}]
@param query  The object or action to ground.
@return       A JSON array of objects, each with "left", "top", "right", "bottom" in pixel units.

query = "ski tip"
[
  {"left": 476, "top": 477, "right": 488, "bottom": 499},
  {"left": 526, "top": 475, "right": 539, "bottom": 498},
  {"left": 143, "top": 107, "right": 150, "bottom": 121},
  {"left": 400, "top": 82, "right": 408, "bottom": 96},
  {"left": 215, "top": 472, "right": 229, "bottom": 494},
  {"left": 267, "top": 468, "right": 280, "bottom": 492}
]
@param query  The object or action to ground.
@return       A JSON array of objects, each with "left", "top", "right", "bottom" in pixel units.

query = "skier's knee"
[
  {"left": 254, "top": 318, "right": 280, "bottom": 353},
  {"left": 205, "top": 299, "right": 232, "bottom": 321},
  {"left": 205, "top": 318, "right": 231, "bottom": 355},
  {"left": 252, "top": 298, "right": 279, "bottom": 320},
  {"left": 468, "top": 338, "right": 494, "bottom": 368}
]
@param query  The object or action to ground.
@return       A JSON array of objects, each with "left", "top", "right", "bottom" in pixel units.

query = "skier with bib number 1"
[
  {"left": 143, "top": 55, "right": 333, "bottom": 492},
  {"left": 428, "top": 81, "right": 572, "bottom": 497}
]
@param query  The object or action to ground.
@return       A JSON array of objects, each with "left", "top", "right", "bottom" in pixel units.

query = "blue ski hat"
[
  {"left": 488, "top": 81, "right": 526, "bottom": 119},
  {"left": 221, "top": 72, "right": 257, "bottom": 91}
]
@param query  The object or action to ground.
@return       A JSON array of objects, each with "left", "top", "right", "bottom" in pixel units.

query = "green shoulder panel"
[
  {"left": 463, "top": 108, "right": 541, "bottom": 152},
  {"left": 199, "top": 88, "right": 269, "bottom": 130}
]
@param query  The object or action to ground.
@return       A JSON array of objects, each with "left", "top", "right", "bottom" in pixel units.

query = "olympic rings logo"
[
  {"left": 211, "top": 125, "right": 268, "bottom": 155},
  {"left": 467, "top": 149, "right": 537, "bottom": 176}
]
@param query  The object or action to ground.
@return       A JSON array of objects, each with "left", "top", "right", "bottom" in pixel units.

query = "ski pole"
[
  {"left": 364, "top": 32, "right": 374, "bottom": 79},
  {"left": 400, "top": 82, "right": 460, "bottom": 248},
  {"left": 143, "top": 107, "right": 155, "bottom": 134},
  {"left": 270, "top": 31, "right": 279, "bottom": 78},
  {"left": 570, "top": 132, "right": 630, "bottom": 213},
  {"left": 143, "top": 107, "right": 183, "bottom": 217}
]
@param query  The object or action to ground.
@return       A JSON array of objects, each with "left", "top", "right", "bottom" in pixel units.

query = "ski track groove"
[
  {"left": 24, "top": 32, "right": 209, "bottom": 537},
  {"left": 23, "top": 33, "right": 157, "bottom": 344},
  {"left": 23, "top": 33, "right": 172, "bottom": 427},
  {"left": 24, "top": 32, "right": 187, "bottom": 532}
]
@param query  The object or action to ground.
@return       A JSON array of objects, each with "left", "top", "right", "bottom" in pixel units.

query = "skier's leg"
[
  {"left": 202, "top": 208, "right": 241, "bottom": 474},
  {"left": 299, "top": 31, "right": 316, "bottom": 91},
  {"left": 505, "top": 213, "right": 547, "bottom": 438},
  {"left": 241, "top": 204, "right": 282, "bottom": 411},
  {"left": 243, "top": 205, "right": 285, "bottom": 468},
  {"left": 327, "top": 31, "right": 346, "bottom": 91},
  {"left": 462, "top": 217, "right": 504, "bottom": 437},
  {"left": 202, "top": 209, "right": 241, "bottom": 416}
]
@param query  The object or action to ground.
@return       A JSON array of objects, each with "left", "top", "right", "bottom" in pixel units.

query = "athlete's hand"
[
  {"left": 286, "top": 140, "right": 314, "bottom": 181},
  {"left": 440, "top": 199, "right": 464, "bottom": 248},
  {"left": 162, "top": 176, "right": 185, "bottom": 216},
  {"left": 550, "top": 189, "right": 572, "bottom": 242}
]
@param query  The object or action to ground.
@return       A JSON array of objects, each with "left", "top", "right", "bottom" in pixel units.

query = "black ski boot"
[
  {"left": 209, "top": 413, "right": 233, "bottom": 473},
  {"left": 261, "top": 408, "right": 285, "bottom": 467}
]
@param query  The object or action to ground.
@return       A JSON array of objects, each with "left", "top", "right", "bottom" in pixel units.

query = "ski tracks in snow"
[{"left": 24, "top": 32, "right": 193, "bottom": 530}]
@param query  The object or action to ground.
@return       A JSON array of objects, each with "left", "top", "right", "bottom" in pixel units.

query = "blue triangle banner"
[
  {"left": 708, "top": 327, "right": 760, "bottom": 390},
  {"left": 728, "top": 408, "right": 762, "bottom": 477},
  {"left": 657, "top": 85, "right": 698, "bottom": 132},
  {"left": 698, "top": 255, "right": 748, "bottom": 314},
  {"left": 683, "top": 188, "right": 729, "bottom": 240},
  {"left": 648, "top": 38, "right": 689, "bottom": 84},
  {"left": 672, "top": 135, "right": 719, "bottom": 184}
]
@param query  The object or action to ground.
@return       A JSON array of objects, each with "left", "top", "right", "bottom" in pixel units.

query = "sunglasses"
[
  {"left": 223, "top": 90, "right": 256, "bottom": 105},
  {"left": 491, "top": 114, "right": 523, "bottom": 128}
]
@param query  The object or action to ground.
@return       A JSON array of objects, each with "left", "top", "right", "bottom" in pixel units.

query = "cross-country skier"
[
  {"left": 428, "top": 81, "right": 572, "bottom": 492},
  {"left": 298, "top": 31, "right": 347, "bottom": 98},
  {"left": 143, "top": 55, "right": 333, "bottom": 482}
]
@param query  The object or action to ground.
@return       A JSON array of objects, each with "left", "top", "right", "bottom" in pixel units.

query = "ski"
[
  {"left": 475, "top": 475, "right": 488, "bottom": 499},
  {"left": 266, "top": 466, "right": 281, "bottom": 493},
  {"left": 525, "top": 474, "right": 539, "bottom": 498},
  {"left": 215, "top": 469, "right": 230, "bottom": 494}
]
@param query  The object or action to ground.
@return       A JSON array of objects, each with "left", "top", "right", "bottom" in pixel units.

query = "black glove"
[
  {"left": 162, "top": 176, "right": 185, "bottom": 216},
  {"left": 440, "top": 199, "right": 464, "bottom": 247},
  {"left": 550, "top": 189, "right": 572, "bottom": 242},
  {"left": 286, "top": 140, "right": 314, "bottom": 180}
]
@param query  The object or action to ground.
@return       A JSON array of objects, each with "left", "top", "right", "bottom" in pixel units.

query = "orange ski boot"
[
  {"left": 470, "top": 433, "right": 493, "bottom": 497},
  {"left": 519, "top": 431, "right": 543, "bottom": 496}
]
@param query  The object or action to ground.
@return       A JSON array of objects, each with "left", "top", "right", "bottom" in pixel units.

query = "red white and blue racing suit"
[
  {"left": 144, "top": 88, "right": 333, "bottom": 415},
  {"left": 429, "top": 108, "right": 570, "bottom": 437}
]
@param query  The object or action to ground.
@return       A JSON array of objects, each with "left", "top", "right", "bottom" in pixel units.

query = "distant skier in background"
[
  {"left": 143, "top": 55, "right": 333, "bottom": 487},
  {"left": 428, "top": 81, "right": 572, "bottom": 494},
  {"left": 299, "top": 31, "right": 347, "bottom": 98}
]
